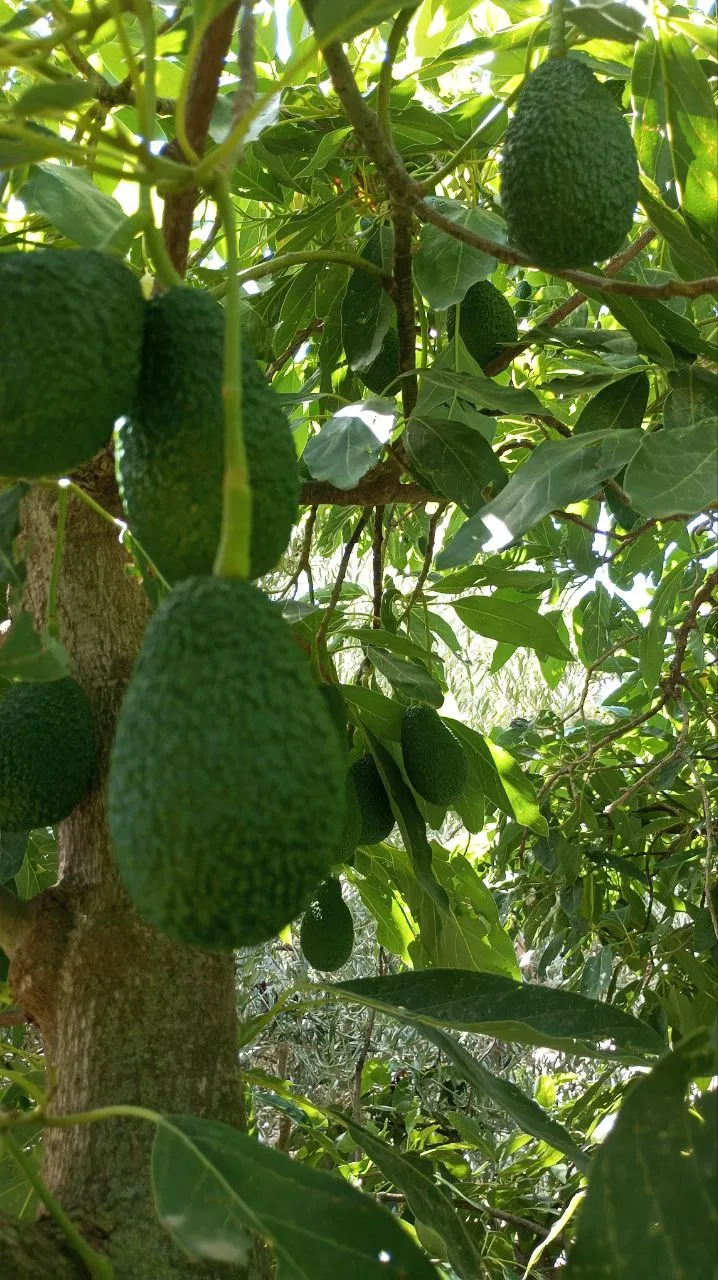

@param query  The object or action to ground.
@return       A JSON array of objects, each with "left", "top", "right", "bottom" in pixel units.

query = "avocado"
[
  {"left": 358, "top": 327, "right": 401, "bottom": 396},
  {"left": 0, "top": 251, "right": 144, "bottom": 477},
  {"left": 300, "top": 877, "right": 354, "bottom": 972},
  {"left": 500, "top": 57, "right": 639, "bottom": 267},
  {"left": 400, "top": 704, "right": 467, "bottom": 807},
  {"left": 447, "top": 280, "right": 518, "bottom": 368},
  {"left": 108, "top": 576, "right": 345, "bottom": 950},
  {"left": 0, "top": 677, "right": 96, "bottom": 830},
  {"left": 351, "top": 755, "right": 395, "bottom": 845},
  {"left": 338, "top": 771, "right": 362, "bottom": 863},
  {"left": 115, "top": 288, "right": 299, "bottom": 583}
]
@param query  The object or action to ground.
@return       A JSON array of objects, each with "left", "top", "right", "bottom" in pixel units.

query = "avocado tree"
[{"left": 0, "top": 1, "right": 717, "bottom": 1277}]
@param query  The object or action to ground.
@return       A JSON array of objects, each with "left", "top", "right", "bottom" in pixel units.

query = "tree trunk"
[{"left": 3, "top": 452, "right": 264, "bottom": 1278}]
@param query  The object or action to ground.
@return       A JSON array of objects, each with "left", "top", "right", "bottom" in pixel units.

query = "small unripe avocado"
[
  {"left": 446, "top": 280, "right": 518, "bottom": 368},
  {"left": 0, "top": 677, "right": 96, "bottom": 830},
  {"left": 300, "top": 877, "right": 354, "bottom": 972},
  {"left": 108, "top": 577, "right": 345, "bottom": 950},
  {"left": 351, "top": 755, "right": 395, "bottom": 845},
  {"left": 115, "top": 287, "right": 299, "bottom": 583},
  {"left": 358, "top": 327, "right": 401, "bottom": 397},
  {"left": 500, "top": 58, "right": 639, "bottom": 267},
  {"left": 0, "top": 251, "right": 144, "bottom": 477},
  {"left": 401, "top": 705, "right": 467, "bottom": 807}
]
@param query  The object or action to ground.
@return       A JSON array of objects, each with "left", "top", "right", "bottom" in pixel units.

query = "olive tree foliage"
[{"left": 0, "top": 0, "right": 717, "bottom": 1277}]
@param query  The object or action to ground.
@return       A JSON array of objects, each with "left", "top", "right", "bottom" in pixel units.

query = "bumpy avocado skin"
[
  {"left": 300, "top": 877, "right": 354, "bottom": 972},
  {"left": 500, "top": 58, "right": 639, "bottom": 267},
  {"left": 108, "top": 577, "right": 345, "bottom": 951},
  {"left": 447, "top": 280, "right": 518, "bottom": 368},
  {"left": 0, "top": 251, "right": 144, "bottom": 477},
  {"left": 115, "top": 288, "right": 299, "bottom": 582},
  {"left": 358, "top": 327, "right": 401, "bottom": 396},
  {"left": 0, "top": 677, "right": 97, "bottom": 830},
  {"left": 351, "top": 755, "right": 395, "bottom": 845},
  {"left": 401, "top": 704, "right": 467, "bottom": 807}
]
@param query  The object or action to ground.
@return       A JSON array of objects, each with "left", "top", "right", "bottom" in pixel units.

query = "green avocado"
[
  {"left": 338, "top": 771, "right": 362, "bottom": 863},
  {"left": 115, "top": 287, "right": 299, "bottom": 583},
  {"left": 0, "top": 677, "right": 96, "bottom": 830},
  {"left": 300, "top": 877, "right": 354, "bottom": 972},
  {"left": 401, "top": 704, "right": 467, "bottom": 807},
  {"left": 108, "top": 577, "right": 345, "bottom": 950},
  {"left": 358, "top": 327, "right": 401, "bottom": 396},
  {"left": 0, "top": 251, "right": 144, "bottom": 477},
  {"left": 500, "top": 57, "right": 639, "bottom": 267},
  {"left": 447, "top": 280, "right": 518, "bottom": 368},
  {"left": 351, "top": 755, "right": 395, "bottom": 845}
]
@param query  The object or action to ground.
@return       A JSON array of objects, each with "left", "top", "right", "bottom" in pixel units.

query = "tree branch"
[
  {"left": 483, "top": 227, "right": 658, "bottom": 377},
  {"left": 300, "top": 470, "right": 434, "bottom": 508},
  {"left": 161, "top": 2, "right": 240, "bottom": 276},
  {"left": 413, "top": 199, "right": 718, "bottom": 299}
]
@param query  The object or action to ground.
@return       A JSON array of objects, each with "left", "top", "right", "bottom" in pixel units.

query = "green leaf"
[
  {"left": 418, "top": 1024, "right": 590, "bottom": 1171},
  {"left": 0, "top": 614, "right": 69, "bottom": 682},
  {"left": 631, "top": 34, "right": 668, "bottom": 186},
  {"left": 18, "top": 163, "right": 130, "bottom": 249},
  {"left": 416, "top": 368, "right": 542, "bottom": 416},
  {"left": 340, "top": 225, "right": 394, "bottom": 371},
  {"left": 437, "top": 432, "right": 642, "bottom": 565},
  {"left": 638, "top": 181, "right": 717, "bottom": 278},
  {"left": 366, "top": 646, "right": 444, "bottom": 707},
  {"left": 567, "top": 1, "right": 645, "bottom": 43},
  {"left": 303, "top": 403, "right": 393, "bottom": 489},
  {"left": 658, "top": 34, "right": 718, "bottom": 246},
  {"left": 14, "top": 79, "right": 94, "bottom": 115},
  {"left": 413, "top": 198, "right": 501, "bottom": 308},
  {"left": 0, "top": 831, "right": 28, "bottom": 884},
  {"left": 579, "top": 287, "right": 675, "bottom": 366},
  {"left": 623, "top": 422, "right": 718, "bottom": 517},
  {"left": 306, "top": 0, "right": 411, "bottom": 44},
  {"left": 485, "top": 739, "right": 548, "bottom": 835},
  {"left": 331, "top": 970, "right": 664, "bottom": 1056},
  {"left": 152, "top": 1114, "right": 436, "bottom": 1278},
  {"left": 332, "top": 1111, "right": 484, "bottom": 1280},
  {"left": 404, "top": 416, "right": 506, "bottom": 514},
  {"left": 664, "top": 367, "right": 718, "bottom": 429},
  {"left": 342, "top": 686, "right": 403, "bottom": 741},
  {"left": 575, "top": 374, "right": 649, "bottom": 435},
  {"left": 453, "top": 596, "right": 573, "bottom": 662},
  {"left": 365, "top": 729, "right": 449, "bottom": 910},
  {"left": 565, "top": 1032, "right": 718, "bottom": 1279},
  {"left": 639, "top": 563, "right": 684, "bottom": 691}
]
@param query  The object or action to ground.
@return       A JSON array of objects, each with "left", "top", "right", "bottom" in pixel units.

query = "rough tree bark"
[{"left": 1, "top": 450, "right": 267, "bottom": 1277}]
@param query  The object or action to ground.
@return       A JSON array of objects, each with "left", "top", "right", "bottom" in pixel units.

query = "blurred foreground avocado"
[
  {"left": 0, "top": 250, "right": 144, "bottom": 476},
  {"left": 116, "top": 287, "right": 299, "bottom": 582},
  {"left": 0, "top": 677, "right": 96, "bottom": 829}
]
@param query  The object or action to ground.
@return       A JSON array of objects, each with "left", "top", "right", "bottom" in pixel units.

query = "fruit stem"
[
  {"left": 549, "top": 0, "right": 566, "bottom": 59},
  {"left": 213, "top": 177, "right": 252, "bottom": 581},
  {"left": 46, "top": 484, "right": 68, "bottom": 642},
  {"left": 1, "top": 1133, "right": 116, "bottom": 1278}
]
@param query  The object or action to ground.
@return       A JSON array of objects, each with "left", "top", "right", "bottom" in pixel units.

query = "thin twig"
[
  {"left": 697, "top": 771, "right": 718, "bottom": 943},
  {"left": 352, "top": 1008, "right": 376, "bottom": 1124},
  {"left": 316, "top": 511, "right": 371, "bottom": 650},
  {"left": 372, "top": 507, "right": 385, "bottom": 627},
  {"left": 398, "top": 503, "right": 446, "bottom": 626},
  {"left": 603, "top": 720, "right": 690, "bottom": 815}
]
